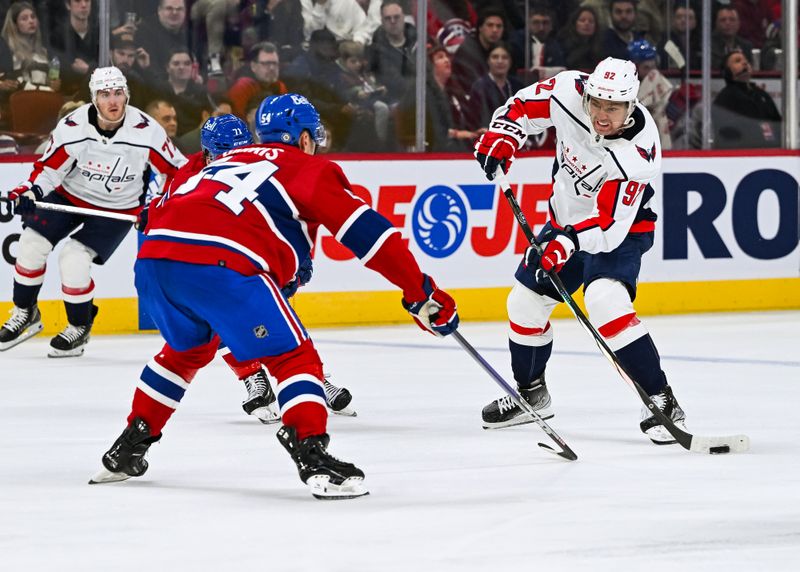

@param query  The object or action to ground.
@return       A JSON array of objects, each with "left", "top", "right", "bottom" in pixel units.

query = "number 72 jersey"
[{"left": 494, "top": 70, "right": 662, "bottom": 254}]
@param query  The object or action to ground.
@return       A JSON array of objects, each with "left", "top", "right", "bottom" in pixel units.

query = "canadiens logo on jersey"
[{"left": 636, "top": 143, "right": 657, "bottom": 163}]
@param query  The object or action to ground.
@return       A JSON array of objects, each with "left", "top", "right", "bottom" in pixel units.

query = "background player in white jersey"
[
  {"left": 474, "top": 57, "right": 687, "bottom": 444},
  {"left": 0, "top": 66, "right": 186, "bottom": 357},
  {"left": 90, "top": 94, "right": 460, "bottom": 499}
]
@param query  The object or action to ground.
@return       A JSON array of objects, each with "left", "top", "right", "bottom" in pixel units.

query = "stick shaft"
[{"left": 31, "top": 201, "right": 138, "bottom": 223}]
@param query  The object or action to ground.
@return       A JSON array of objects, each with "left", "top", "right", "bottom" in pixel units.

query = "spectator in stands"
[
  {"left": 190, "top": 0, "right": 240, "bottom": 76},
  {"left": 156, "top": 47, "right": 209, "bottom": 136},
  {"left": 658, "top": 2, "right": 701, "bottom": 70},
  {"left": 601, "top": 0, "right": 643, "bottom": 60},
  {"left": 711, "top": 6, "right": 752, "bottom": 70},
  {"left": 228, "top": 42, "right": 287, "bottom": 120},
  {"left": 240, "top": 0, "right": 304, "bottom": 63},
  {"left": 50, "top": 0, "right": 98, "bottom": 96},
  {"left": 510, "top": 3, "right": 565, "bottom": 81},
  {"left": 334, "top": 39, "right": 389, "bottom": 149},
  {"left": 558, "top": 6, "right": 603, "bottom": 71},
  {"left": 426, "top": 0, "right": 477, "bottom": 46},
  {"left": 712, "top": 49, "right": 781, "bottom": 149},
  {"left": 632, "top": 0, "right": 664, "bottom": 47},
  {"left": 451, "top": 9, "right": 504, "bottom": 95},
  {"left": 138, "top": 0, "right": 191, "bottom": 83},
  {"left": 0, "top": 1, "right": 60, "bottom": 92},
  {"left": 466, "top": 41, "right": 522, "bottom": 132},
  {"left": 301, "top": 0, "right": 372, "bottom": 44},
  {"left": 355, "top": 0, "right": 382, "bottom": 42},
  {"left": 732, "top": 0, "right": 771, "bottom": 49},
  {"left": 146, "top": 98, "right": 179, "bottom": 138},
  {"left": 628, "top": 38, "right": 673, "bottom": 149},
  {"left": 367, "top": 0, "right": 416, "bottom": 104},
  {"left": 175, "top": 97, "right": 234, "bottom": 153},
  {"left": 109, "top": 35, "right": 152, "bottom": 108}
]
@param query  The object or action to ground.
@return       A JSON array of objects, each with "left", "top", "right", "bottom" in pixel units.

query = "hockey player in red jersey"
[
  {"left": 474, "top": 57, "right": 688, "bottom": 444},
  {"left": 91, "top": 94, "right": 460, "bottom": 499},
  {"left": 0, "top": 66, "right": 186, "bottom": 357}
]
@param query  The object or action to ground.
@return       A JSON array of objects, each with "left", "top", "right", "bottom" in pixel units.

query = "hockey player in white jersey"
[
  {"left": 0, "top": 66, "right": 187, "bottom": 357},
  {"left": 474, "top": 57, "right": 687, "bottom": 444}
]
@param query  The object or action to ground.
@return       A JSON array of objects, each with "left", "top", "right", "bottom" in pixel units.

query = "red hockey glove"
[
  {"left": 538, "top": 227, "right": 578, "bottom": 273},
  {"left": 473, "top": 118, "right": 527, "bottom": 180},
  {"left": 402, "top": 275, "right": 459, "bottom": 337},
  {"left": 6, "top": 184, "right": 43, "bottom": 217}
]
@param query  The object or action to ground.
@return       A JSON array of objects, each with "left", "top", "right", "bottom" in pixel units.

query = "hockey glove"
[
  {"left": 402, "top": 274, "right": 459, "bottom": 337},
  {"left": 474, "top": 118, "right": 527, "bottom": 180},
  {"left": 530, "top": 226, "right": 578, "bottom": 274},
  {"left": 281, "top": 255, "right": 314, "bottom": 299},
  {"left": 6, "top": 184, "right": 43, "bottom": 217},
  {"left": 135, "top": 205, "right": 150, "bottom": 232}
]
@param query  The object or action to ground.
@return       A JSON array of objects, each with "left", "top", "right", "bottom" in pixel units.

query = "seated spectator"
[
  {"left": 628, "top": 39, "right": 673, "bottom": 149},
  {"left": 712, "top": 49, "right": 781, "bottom": 149},
  {"left": 334, "top": 39, "right": 389, "bottom": 148},
  {"left": 109, "top": 35, "right": 153, "bottom": 108},
  {"left": 49, "top": 0, "right": 98, "bottom": 96},
  {"left": 300, "top": 0, "right": 372, "bottom": 44},
  {"left": 355, "top": 0, "right": 382, "bottom": 43},
  {"left": 510, "top": 3, "right": 565, "bottom": 81},
  {"left": 155, "top": 47, "right": 209, "bottom": 136},
  {"left": 711, "top": 6, "right": 753, "bottom": 70},
  {"left": 426, "top": 0, "right": 477, "bottom": 44},
  {"left": 558, "top": 6, "right": 602, "bottom": 71},
  {"left": 367, "top": 0, "right": 417, "bottom": 104},
  {"left": 137, "top": 0, "right": 191, "bottom": 83},
  {"left": 658, "top": 2, "right": 701, "bottom": 70},
  {"left": 601, "top": 0, "right": 643, "bottom": 60},
  {"left": 732, "top": 0, "right": 771, "bottom": 49},
  {"left": 451, "top": 9, "right": 504, "bottom": 95},
  {"left": 239, "top": 0, "right": 304, "bottom": 62},
  {"left": 227, "top": 41, "right": 287, "bottom": 120},
  {"left": 0, "top": 1, "right": 60, "bottom": 92},
  {"left": 146, "top": 98, "right": 179, "bottom": 139},
  {"left": 466, "top": 42, "right": 522, "bottom": 132},
  {"left": 398, "top": 46, "right": 476, "bottom": 152},
  {"left": 175, "top": 97, "right": 234, "bottom": 153},
  {"left": 190, "top": 0, "right": 240, "bottom": 75}
]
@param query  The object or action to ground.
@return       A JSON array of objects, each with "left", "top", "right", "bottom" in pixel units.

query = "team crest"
[
  {"left": 574, "top": 74, "right": 588, "bottom": 95},
  {"left": 636, "top": 143, "right": 656, "bottom": 162},
  {"left": 133, "top": 113, "right": 150, "bottom": 129},
  {"left": 64, "top": 113, "right": 78, "bottom": 127},
  {"left": 253, "top": 325, "right": 269, "bottom": 338}
]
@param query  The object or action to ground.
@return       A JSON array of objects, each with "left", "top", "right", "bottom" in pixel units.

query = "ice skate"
[
  {"left": 277, "top": 425, "right": 368, "bottom": 500},
  {"left": 324, "top": 374, "right": 356, "bottom": 417},
  {"left": 640, "top": 384, "right": 687, "bottom": 445},
  {"left": 242, "top": 368, "right": 280, "bottom": 424},
  {"left": 0, "top": 305, "right": 43, "bottom": 351},
  {"left": 482, "top": 375, "right": 554, "bottom": 429},
  {"left": 89, "top": 417, "right": 161, "bottom": 484},
  {"left": 48, "top": 305, "right": 98, "bottom": 358}
]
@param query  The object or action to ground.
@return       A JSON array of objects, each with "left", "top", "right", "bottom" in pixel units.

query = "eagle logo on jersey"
[
  {"left": 64, "top": 113, "right": 78, "bottom": 127},
  {"left": 133, "top": 114, "right": 150, "bottom": 129},
  {"left": 636, "top": 143, "right": 657, "bottom": 163},
  {"left": 574, "top": 74, "right": 588, "bottom": 95}
]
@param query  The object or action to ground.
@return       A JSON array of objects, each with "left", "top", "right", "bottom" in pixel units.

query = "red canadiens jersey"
[{"left": 139, "top": 144, "right": 427, "bottom": 300}]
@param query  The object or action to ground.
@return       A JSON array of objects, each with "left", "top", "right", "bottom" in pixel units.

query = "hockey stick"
[
  {"left": 0, "top": 197, "right": 138, "bottom": 223},
  {"left": 453, "top": 330, "right": 577, "bottom": 461},
  {"left": 495, "top": 171, "right": 749, "bottom": 454}
]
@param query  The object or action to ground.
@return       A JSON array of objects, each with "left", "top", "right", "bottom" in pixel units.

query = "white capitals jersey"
[
  {"left": 493, "top": 70, "right": 661, "bottom": 254},
  {"left": 23, "top": 103, "right": 187, "bottom": 212}
]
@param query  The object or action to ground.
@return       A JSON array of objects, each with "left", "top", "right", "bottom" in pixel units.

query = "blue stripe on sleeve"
[
  {"left": 339, "top": 209, "right": 393, "bottom": 259},
  {"left": 140, "top": 366, "right": 186, "bottom": 402}
]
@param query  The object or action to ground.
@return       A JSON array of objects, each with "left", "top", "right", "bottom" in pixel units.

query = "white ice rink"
[{"left": 2, "top": 311, "right": 799, "bottom": 571}]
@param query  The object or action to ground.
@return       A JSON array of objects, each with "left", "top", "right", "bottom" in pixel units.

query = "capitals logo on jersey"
[{"left": 636, "top": 143, "right": 657, "bottom": 163}]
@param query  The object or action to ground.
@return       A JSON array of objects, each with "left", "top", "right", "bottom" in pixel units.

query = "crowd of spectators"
[{"left": 0, "top": 0, "right": 793, "bottom": 154}]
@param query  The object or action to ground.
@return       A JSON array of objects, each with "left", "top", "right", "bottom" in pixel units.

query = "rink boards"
[{"left": 0, "top": 151, "right": 798, "bottom": 334}]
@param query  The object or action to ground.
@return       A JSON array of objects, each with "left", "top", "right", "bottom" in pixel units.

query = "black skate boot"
[
  {"left": 640, "top": 384, "right": 687, "bottom": 445},
  {"left": 0, "top": 305, "right": 43, "bottom": 351},
  {"left": 89, "top": 417, "right": 162, "bottom": 484},
  {"left": 48, "top": 304, "right": 98, "bottom": 358},
  {"left": 242, "top": 368, "right": 280, "bottom": 424},
  {"left": 482, "top": 375, "right": 554, "bottom": 429},
  {"left": 277, "top": 425, "right": 368, "bottom": 500},
  {"left": 323, "top": 374, "right": 356, "bottom": 417}
]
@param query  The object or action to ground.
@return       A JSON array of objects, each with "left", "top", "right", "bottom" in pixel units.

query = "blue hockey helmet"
[
  {"left": 255, "top": 94, "right": 326, "bottom": 147},
  {"left": 627, "top": 39, "right": 657, "bottom": 64},
  {"left": 200, "top": 114, "right": 253, "bottom": 160}
]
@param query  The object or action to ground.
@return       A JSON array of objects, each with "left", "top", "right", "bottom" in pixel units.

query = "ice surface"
[{"left": 2, "top": 312, "right": 799, "bottom": 571}]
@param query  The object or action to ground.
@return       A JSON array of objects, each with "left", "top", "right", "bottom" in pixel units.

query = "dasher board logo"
[{"left": 411, "top": 186, "right": 467, "bottom": 258}]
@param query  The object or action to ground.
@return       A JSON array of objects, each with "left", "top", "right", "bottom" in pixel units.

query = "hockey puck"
[{"left": 709, "top": 445, "right": 730, "bottom": 454}]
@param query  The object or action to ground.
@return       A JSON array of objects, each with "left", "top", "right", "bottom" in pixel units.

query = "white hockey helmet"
[
  {"left": 89, "top": 66, "right": 129, "bottom": 106},
  {"left": 583, "top": 57, "right": 639, "bottom": 127}
]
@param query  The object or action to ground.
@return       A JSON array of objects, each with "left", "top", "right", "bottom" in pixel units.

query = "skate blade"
[
  {"left": 0, "top": 322, "right": 44, "bottom": 351},
  {"left": 482, "top": 409, "right": 554, "bottom": 430},
  {"left": 88, "top": 467, "right": 132, "bottom": 484},
  {"left": 331, "top": 406, "right": 357, "bottom": 417},
  {"left": 251, "top": 405, "right": 281, "bottom": 425},
  {"left": 307, "top": 475, "right": 369, "bottom": 500},
  {"left": 48, "top": 346, "right": 86, "bottom": 358}
]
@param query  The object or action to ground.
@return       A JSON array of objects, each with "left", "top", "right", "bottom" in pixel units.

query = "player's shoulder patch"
[
  {"left": 574, "top": 73, "right": 589, "bottom": 96},
  {"left": 63, "top": 112, "right": 79, "bottom": 127},
  {"left": 636, "top": 143, "right": 657, "bottom": 163},
  {"left": 133, "top": 113, "right": 150, "bottom": 129}
]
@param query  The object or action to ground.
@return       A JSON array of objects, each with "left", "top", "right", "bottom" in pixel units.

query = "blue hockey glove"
[
  {"left": 402, "top": 274, "right": 459, "bottom": 337},
  {"left": 281, "top": 255, "right": 314, "bottom": 298},
  {"left": 135, "top": 205, "right": 150, "bottom": 231},
  {"left": 6, "top": 184, "right": 43, "bottom": 217}
]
